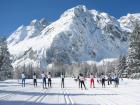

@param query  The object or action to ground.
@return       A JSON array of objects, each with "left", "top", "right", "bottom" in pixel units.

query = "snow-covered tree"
[
  {"left": 0, "top": 37, "right": 13, "bottom": 80},
  {"left": 117, "top": 55, "right": 127, "bottom": 76},
  {"left": 126, "top": 22, "right": 140, "bottom": 78}
]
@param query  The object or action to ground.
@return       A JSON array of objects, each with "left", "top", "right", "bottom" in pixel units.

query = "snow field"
[{"left": 0, "top": 78, "right": 140, "bottom": 105}]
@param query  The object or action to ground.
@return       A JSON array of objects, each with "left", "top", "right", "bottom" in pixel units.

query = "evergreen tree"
[
  {"left": 117, "top": 55, "right": 127, "bottom": 76},
  {"left": 126, "top": 22, "right": 140, "bottom": 78},
  {"left": 0, "top": 37, "right": 13, "bottom": 80}
]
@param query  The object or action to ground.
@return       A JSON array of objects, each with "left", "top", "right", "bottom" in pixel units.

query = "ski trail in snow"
[
  {"left": 1, "top": 78, "right": 140, "bottom": 105},
  {"left": 19, "top": 95, "right": 35, "bottom": 105},
  {"left": 33, "top": 89, "right": 48, "bottom": 103},
  {"left": 58, "top": 88, "right": 64, "bottom": 104},
  {"left": 0, "top": 85, "right": 29, "bottom": 101},
  {"left": 36, "top": 89, "right": 48, "bottom": 103},
  {"left": 63, "top": 89, "right": 71, "bottom": 105},
  {"left": 0, "top": 93, "right": 13, "bottom": 100},
  {"left": 58, "top": 89, "right": 61, "bottom": 104},
  {"left": 63, "top": 89, "right": 74, "bottom": 105},
  {"left": 19, "top": 88, "right": 48, "bottom": 105},
  {"left": 65, "top": 89, "right": 74, "bottom": 104}
]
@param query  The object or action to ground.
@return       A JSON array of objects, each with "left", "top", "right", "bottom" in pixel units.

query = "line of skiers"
[
  {"left": 21, "top": 71, "right": 65, "bottom": 89},
  {"left": 21, "top": 71, "right": 119, "bottom": 89},
  {"left": 97, "top": 73, "right": 120, "bottom": 88},
  {"left": 75, "top": 73, "right": 120, "bottom": 89}
]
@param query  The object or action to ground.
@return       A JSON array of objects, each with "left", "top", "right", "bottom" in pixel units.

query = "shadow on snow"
[
  {"left": 0, "top": 89, "right": 119, "bottom": 97},
  {"left": 0, "top": 100, "right": 101, "bottom": 105}
]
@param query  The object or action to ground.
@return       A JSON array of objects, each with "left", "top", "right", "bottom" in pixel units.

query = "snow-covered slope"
[
  {"left": 7, "top": 18, "right": 48, "bottom": 46},
  {"left": 119, "top": 13, "right": 140, "bottom": 32},
  {"left": 7, "top": 5, "right": 135, "bottom": 69}
]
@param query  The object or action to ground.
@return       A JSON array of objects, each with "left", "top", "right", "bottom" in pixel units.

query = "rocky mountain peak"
[{"left": 7, "top": 5, "right": 140, "bottom": 69}]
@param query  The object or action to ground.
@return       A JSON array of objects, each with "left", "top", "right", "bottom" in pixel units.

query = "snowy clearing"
[{"left": 0, "top": 78, "right": 140, "bottom": 105}]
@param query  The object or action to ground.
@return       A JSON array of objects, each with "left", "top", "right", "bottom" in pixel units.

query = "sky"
[{"left": 0, "top": 0, "right": 140, "bottom": 37}]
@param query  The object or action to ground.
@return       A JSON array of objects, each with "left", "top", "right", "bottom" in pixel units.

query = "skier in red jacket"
[{"left": 90, "top": 73, "right": 95, "bottom": 88}]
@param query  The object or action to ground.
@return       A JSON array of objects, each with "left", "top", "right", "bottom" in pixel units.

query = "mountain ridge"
[{"left": 7, "top": 5, "right": 139, "bottom": 69}]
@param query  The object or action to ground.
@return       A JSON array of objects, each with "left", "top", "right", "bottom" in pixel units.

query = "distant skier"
[
  {"left": 101, "top": 74, "right": 106, "bottom": 88},
  {"left": 33, "top": 72, "right": 37, "bottom": 87},
  {"left": 21, "top": 72, "right": 26, "bottom": 87},
  {"left": 61, "top": 73, "right": 65, "bottom": 88},
  {"left": 107, "top": 76, "right": 110, "bottom": 85},
  {"left": 90, "top": 73, "right": 95, "bottom": 88},
  {"left": 114, "top": 75, "right": 119, "bottom": 88},
  {"left": 79, "top": 73, "right": 87, "bottom": 90},
  {"left": 48, "top": 72, "right": 52, "bottom": 88},
  {"left": 107, "top": 74, "right": 112, "bottom": 85},
  {"left": 41, "top": 71, "right": 47, "bottom": 89},
  {"left": 77, "top": 74, "right": 81, "bottom": 88}
]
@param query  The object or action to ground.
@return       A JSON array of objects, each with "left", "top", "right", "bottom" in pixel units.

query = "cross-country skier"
[
  {"left": 90, "top": 73, "right": 95, "bottom": 88},
  {"left": 33, "top": 72, "right": 37, "bottom": 87},
  {"left": 21, "top": 72, "right": 26, "bottom": 87},
  {"left": 41, "top": 71, "right": 47, "bottom": 89},
  {"left": 77, "top": 74, "right": 81, "bottom": 88},
  {"left": 114, "top": 75, "right": 119, "bottom": 88},
  {"left": 101, "top": 74, "right": 106, "bottom": 88},
  {"left": 48, "top": 72, "right": 52, "bottom": 88},
  {"left": 79, "top": 73, "right": 87, "bottom": 90},
  {"left": 61, "top": 73, "right": 65, "bottom": 88}
]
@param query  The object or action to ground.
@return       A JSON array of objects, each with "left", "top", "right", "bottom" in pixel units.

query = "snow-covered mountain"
[
  {"left": 119, "top": 13, "right": 140, "bottom": 32},
  {"left": 7, "top": 18, "right": 48, "bottom": 46},
  {"left": 7, "top": 5, "right": 139, "bottom": 69}
]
